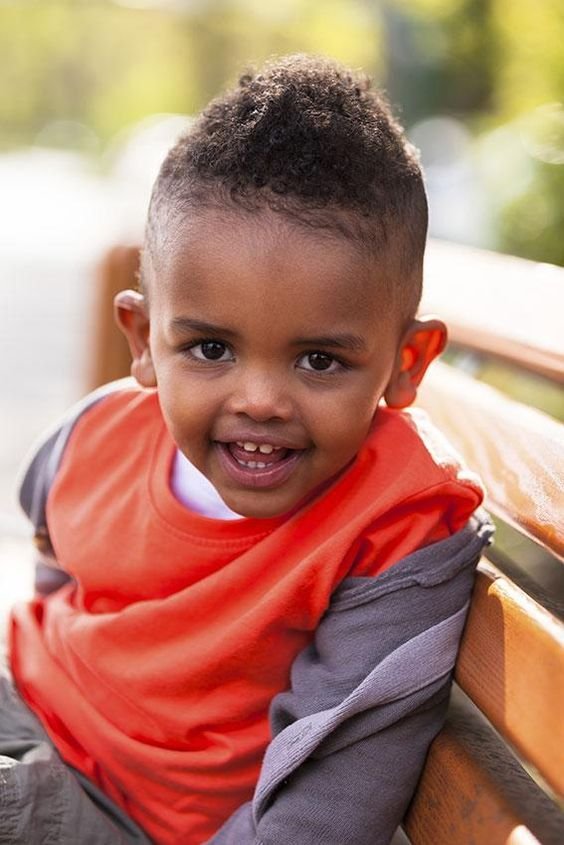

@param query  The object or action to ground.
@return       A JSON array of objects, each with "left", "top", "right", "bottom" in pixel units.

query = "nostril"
[
  {"left": 229, "top": 397, "right": 293, "bottom": 424},
  {"left": 225, "top": 373, "right": 294, "bottom": 423}
]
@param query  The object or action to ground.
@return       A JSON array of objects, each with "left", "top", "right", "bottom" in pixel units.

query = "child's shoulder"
[
  {"left": 18, "top": 380, "right": 159, "bottom": 534},
  {"left": 363, "top": 406, "right": 483, "bottom": 493},
  {"left": 70, "top": 378, "right": 157, "bottom": 425}
]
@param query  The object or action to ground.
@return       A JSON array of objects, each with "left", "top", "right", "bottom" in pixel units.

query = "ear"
[
  {"left": 114, "top": 290, "right": 157, "bottom": 388},
  {"left": 384, "top": 317, "right": 447, "bottom": 409}
]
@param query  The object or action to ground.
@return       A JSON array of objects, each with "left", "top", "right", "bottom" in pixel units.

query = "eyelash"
[{"left": 182, "top": 340, "right": 349, "bottom": 375}]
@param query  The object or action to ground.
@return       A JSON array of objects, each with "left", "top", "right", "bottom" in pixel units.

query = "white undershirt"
[{"left": 170, "top": 449, "right": 243, "bottom": 520}]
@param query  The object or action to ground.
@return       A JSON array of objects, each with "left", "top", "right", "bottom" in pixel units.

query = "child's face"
[{"left": 122, "top": 209, "right": 424, "bottom": 519}]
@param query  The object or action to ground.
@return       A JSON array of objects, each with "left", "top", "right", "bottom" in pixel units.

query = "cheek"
[
  {"left": 158, "top": 384, "right": 210, "bottom": 445},
  {"left": 312, "top": 398, "right": 377, "bottom": 459}
]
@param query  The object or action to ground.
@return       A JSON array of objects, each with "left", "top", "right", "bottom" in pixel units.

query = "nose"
[{"left": 226, "top": 366, "right": 293, "bottom": 423}]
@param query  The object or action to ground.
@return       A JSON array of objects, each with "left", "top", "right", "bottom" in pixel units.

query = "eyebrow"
[
  {"left": 169, "top": 318, "right": 366, "bottom": 353},
  {"left": 294, "top": 333, "right": 367, "bottom": 353},
  {"left": 169, "top": 318, "right": 238, "bottom": 338}
]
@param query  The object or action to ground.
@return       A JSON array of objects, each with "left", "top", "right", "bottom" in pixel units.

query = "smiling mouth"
[
  {"left": 229, "top": 441, "right": 290, "bottom": 467},
  {"left": 215, "top": 441, "right": 305, "bottom": 489}
]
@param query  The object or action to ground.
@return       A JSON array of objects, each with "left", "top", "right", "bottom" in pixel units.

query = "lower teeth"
[{"left": 236, "top": 459, "right": 267, "bottom": 469}]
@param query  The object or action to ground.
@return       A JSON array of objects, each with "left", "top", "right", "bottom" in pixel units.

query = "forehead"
[{"left": 148, "top": 208, "right": 397, "bottom": 327}]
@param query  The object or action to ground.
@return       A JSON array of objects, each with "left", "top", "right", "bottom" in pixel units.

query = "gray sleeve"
[
  {"left": 19, "top": 425, "right": 72, "bottom": 538},
  {"left": 209, "top": 516, "right": 493, "bottom": 845},
  {"left": 211, "top": 682, "right": 450, "bottom": 845},
  {"left": 18, "top": 422, "right": 76, "bottom": 595}
]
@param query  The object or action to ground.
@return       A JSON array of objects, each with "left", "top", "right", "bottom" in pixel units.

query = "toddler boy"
[{"left": 5, "top": 55, "right": 492, "bottom": 844}]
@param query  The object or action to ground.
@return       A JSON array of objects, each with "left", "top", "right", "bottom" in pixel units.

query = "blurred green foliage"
[
  {"left": 0, "top": 0, "right": 381, "bottom": 148},
  {"left": 382, "top": 0, "right": 499, "bottom": 120},
  {"left": 1, "top": 0, "right": 563, "bottom": 264}
]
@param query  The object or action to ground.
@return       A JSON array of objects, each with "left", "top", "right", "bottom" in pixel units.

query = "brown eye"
[
  {"left": 190, "top": 341, "right": 233, "bottom": 362},
  {"left": 308, "top": 353, "right": 332, "bottom": 370},
  {"left": 298, "top": 352, "right": 340, "bottom": 373},
  {"left": 201, "top": 341, "right": 227, "bottom": 360}
]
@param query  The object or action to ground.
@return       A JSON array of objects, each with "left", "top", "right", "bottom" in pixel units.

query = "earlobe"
[
  {"left": 384, "top": 317, "right": 447, "bottom": 409},
  {"left": 114, "top": 290, "right": 157, "bottom": 388}
]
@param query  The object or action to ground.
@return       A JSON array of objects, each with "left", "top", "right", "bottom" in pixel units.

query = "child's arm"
[{"left": 209, "top": 515, "right": 493, "bottom": 845}]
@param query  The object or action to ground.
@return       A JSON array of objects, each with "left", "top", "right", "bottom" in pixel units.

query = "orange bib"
[{"left": 11, "top": 387, "right": 482, "bottom": 843}]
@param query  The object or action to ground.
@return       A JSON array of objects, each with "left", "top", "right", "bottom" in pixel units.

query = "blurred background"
[{"left": 1, "top": 0, "right": 563, "bottom": 540}]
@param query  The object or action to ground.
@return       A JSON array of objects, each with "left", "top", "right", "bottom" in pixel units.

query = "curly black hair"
[{"left": 146, "top": 54, "right": 427, "bottom": 319}]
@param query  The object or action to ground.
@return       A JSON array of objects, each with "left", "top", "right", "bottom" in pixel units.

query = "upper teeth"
[{"left": 236, "top": 441, "right": 281, "bottom": 454}]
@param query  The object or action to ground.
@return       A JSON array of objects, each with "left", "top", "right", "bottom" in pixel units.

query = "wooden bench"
[
  {"left": 88, "top": 240, "right": 564, "bottom": 844},
  {"left": 403, "top": 241, "right": 564, "bottom": 844}
]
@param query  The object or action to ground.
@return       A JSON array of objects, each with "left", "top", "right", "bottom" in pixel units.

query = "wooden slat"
[
  {"left": 87, "top": 244, "right": 138, "bottom": 390},
  {"left": 417, "top": 362, "right": 564, "bottom": 559},
  {"left": 455, "top": 563, "right": 564, "bottom": 798},
  {"left": 404, "top": 690, "right": 564, "bottom": 845},
  {"left": 445, "top": 324, "right": 564, "bottom": 384},
  {"left": 422, "top": 240, "right": 564, "bottom": 381}
]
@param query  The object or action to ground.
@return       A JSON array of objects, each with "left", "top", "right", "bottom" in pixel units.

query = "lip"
[{"left": 214, "top": 442, "right": 306, "bottom": 489}]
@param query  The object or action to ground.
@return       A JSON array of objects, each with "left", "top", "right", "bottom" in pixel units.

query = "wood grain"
[
  {"left": 87, "top": 244, "right": 138, "bottom": 390},
  {"left": 455, "top": 563, "right": 564, "bottom": 799},
  {"left": 404, "top": 690, "right": 564, "bottom": 845},
  {"left": 445, "top": 323, "right": 564, "bottom": 384},
  {"left": 417, "top": 362, "right": 564, "bottom": 559}
]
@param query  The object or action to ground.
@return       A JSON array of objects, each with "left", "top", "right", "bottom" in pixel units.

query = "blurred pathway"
[
  {"left": 1, "top": 148, "right": 142, "bottom": 618},
  {"left": 1, "top": 148, "right": 139, "bottom": 536}
]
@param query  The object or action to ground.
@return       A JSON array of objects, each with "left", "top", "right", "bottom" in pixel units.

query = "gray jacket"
[
  {"left": 18, "top": 382, "right": 493, "bottom": 845},
  {"left": 209, "top": 517, "right": 492, "bottom": 845}
]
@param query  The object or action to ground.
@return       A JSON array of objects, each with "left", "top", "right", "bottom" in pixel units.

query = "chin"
[{"left": 223, "top": 491, "right": 297, "bottom": 521}]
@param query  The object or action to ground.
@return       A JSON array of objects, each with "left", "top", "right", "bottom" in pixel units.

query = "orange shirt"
[{"left": 10, "top": 387, "right": 482, "bottom": 844}]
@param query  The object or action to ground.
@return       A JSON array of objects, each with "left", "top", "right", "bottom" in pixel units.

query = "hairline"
[{"left": 142, "top": 187, "right": 424, "bottom": 327}]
